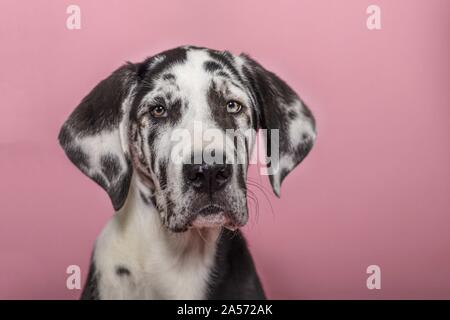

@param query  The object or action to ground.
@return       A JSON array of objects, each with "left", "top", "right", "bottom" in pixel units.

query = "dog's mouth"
[{"left": 188, "top": 205, "right": 238, "bottom": 231}]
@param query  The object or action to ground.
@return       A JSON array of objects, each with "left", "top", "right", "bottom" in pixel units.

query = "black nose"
[{"left": 183, "top": 163, "right": 232, "bottom": 193}]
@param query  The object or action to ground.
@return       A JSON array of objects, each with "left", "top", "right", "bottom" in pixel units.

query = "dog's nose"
[{"left": 184, "top": 163, "right": 232, "bottom": 193}]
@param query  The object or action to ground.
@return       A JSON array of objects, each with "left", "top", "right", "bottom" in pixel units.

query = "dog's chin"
[
  {"left": 190, "top": 213, "right": 232, "bottom": 230},
  {"left": 189, "top": 205, "right": 239, "bottom": 231},
  {"left": 166, "top": 205, "right": 244, "bottom": 233}
]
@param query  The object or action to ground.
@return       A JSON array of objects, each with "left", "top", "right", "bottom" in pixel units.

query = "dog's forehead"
[
  {"left": 135, "top": 47, "right": 252, "bottom": 127},
  {"left": 169, "top": 49, "right": 215, "bottom": 89},
  {"left": 145, "top": 48, "right": 242, "bottom": 93}
]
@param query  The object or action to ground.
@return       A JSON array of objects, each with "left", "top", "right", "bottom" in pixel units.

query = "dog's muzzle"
[{"left": 183, "top": 163, "right": 237, "bottom": 230}]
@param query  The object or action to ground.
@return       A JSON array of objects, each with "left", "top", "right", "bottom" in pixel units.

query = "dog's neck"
[{"left": 93, "top": 174, "right": 221, "bottom": 299}]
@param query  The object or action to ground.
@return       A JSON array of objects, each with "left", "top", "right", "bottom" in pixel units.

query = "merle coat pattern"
[{"left": 59, "top": 46, "right": 316, "bottom": 299}]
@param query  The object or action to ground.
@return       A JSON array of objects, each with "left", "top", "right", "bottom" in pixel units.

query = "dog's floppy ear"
[
  {"left": 241, "top": 54, "right": 316, "bottom": 196},
  {"left": 59, "top": 63, "right": 141, "bottom": 211}
]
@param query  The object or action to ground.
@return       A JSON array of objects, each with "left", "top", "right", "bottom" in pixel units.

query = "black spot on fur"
[
  {"left": 149, "top": 194, "right": 157, "bottom": 207},
  {"left": 100, "top": 154, "right": 121, "bottom": 182},
  {"left": 204, "top": 60, "right": 223, "bottom": 73},
  {"left": 162, "top": 73, "right": 175, "bottom": 81},
  {"left": 94, "top": 156, "right": 132, "bottom": 211},
  {"left": 288, "top": 110, "right": 297, "bottom": 120},
  {"left": 58, "top": 126, "right": 89, "bottom": 170},
  {"left": 158, "top": 161, "right": 168, "bottom": 190},
  {"left": 116, "top": 266, "right": 131, "bottom": 276},
  {"left": 140, "top": 190, "right": 150, "bottom": 205},
  {"left": 138, "top": 188, "right": 156, "bottom": 208},
  {"left": 147, "top": 129, "right": 159, "bottom": 172},
  {"left": 70, "top": 147, "right": 89, "bottom": 169},
  {"left": 217, "top": 70, "right": 231, "bottom": 79}
]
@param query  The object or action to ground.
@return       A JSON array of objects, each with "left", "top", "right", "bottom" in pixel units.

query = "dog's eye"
[
  {"left": 226, "top": 101, "right": 242, "bottom": 114},
  {"left": 150, "top": 105, "right": 167, "bottom": 118}
]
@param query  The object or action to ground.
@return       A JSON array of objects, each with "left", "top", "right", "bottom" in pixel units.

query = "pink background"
[{"left": 1, "top": 0, "right": 450, "bottom": 299}]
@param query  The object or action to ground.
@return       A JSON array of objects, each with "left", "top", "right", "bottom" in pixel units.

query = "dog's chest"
[
  {"left": 97, "top": 258, "right": 212, "bottom": 300},
  {"left": 92, "top": 216, "right": 218, "bottom": 300}
]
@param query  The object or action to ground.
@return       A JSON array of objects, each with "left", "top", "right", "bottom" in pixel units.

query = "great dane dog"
[{"left": 59, "top": 46, "right": 316, "bottom": 299}]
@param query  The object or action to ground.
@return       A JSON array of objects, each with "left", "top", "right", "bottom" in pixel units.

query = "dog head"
[{"left": 59, "top": 46, "right": 316, "bottom": 232}]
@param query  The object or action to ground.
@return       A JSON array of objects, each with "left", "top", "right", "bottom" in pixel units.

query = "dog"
[{"left": 58, "top": 46, "right": 316, "bottom": 299}]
